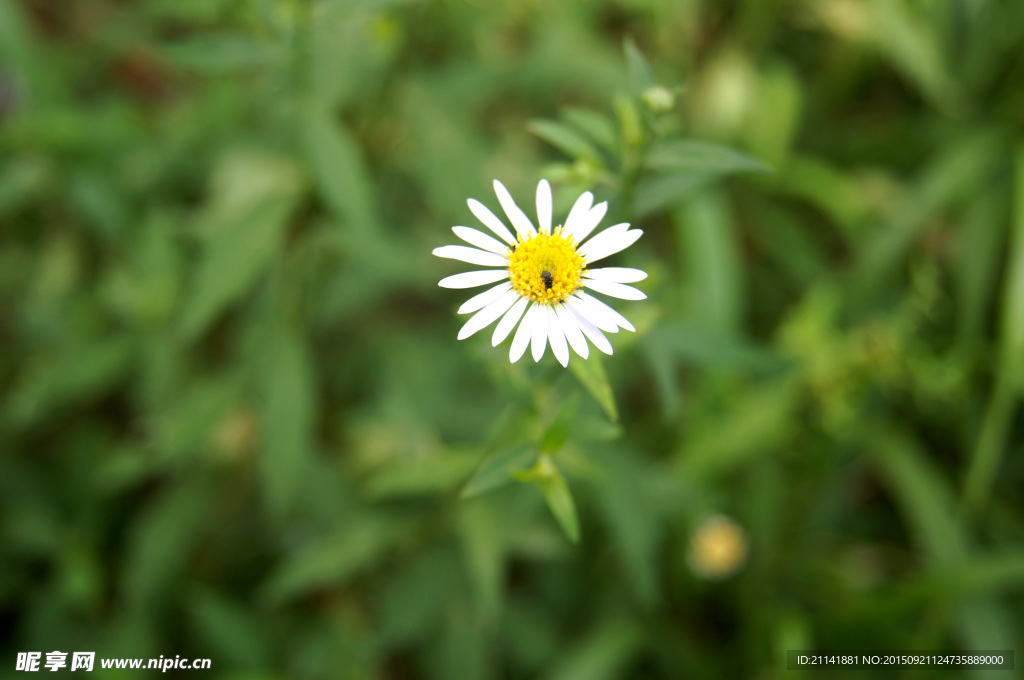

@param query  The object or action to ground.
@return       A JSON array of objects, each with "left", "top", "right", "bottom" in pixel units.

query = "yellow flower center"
[{"left": 508, "top": 227, "right": 585, "bottom": 305}]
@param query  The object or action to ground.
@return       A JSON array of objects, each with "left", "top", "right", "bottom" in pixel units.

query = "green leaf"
[
  {"left": 960, "top": 146, "right": 1024, "bottom": 517},
  {"left": 6, "top": 335, "right": 135, "bottom": 427},
  {"left": 675, "top": 192, "right": 744, "bottom": 336},
  {"left": 153, "top": 372, "right": 242, "bottom": 461},
  {"left": 867, "top": 0, "right": 954, "bottom": 107},
  {"left": 303, "top": 105, "right": 378, "bottom": 234},
  {"left": 597, "top": 448, "right": 662, "bottom": 607},
  {"left": 633, "top": 172, "right": 716, "bottom": 218},
  {"left": 535, "top": 457, "right": 580, "bottom": 544},
  {"left": 159, "top": 34, "right": 284, "bottom": 74},
  {"left": 260, "top": 327, "right": 317, "bottom": 517},
  {"left": 539, "top": 394, "right": 580, "bottom": 454},
  {"left": 542, "top": 617, "right": 644, "bottom": 680},
  {"left": 679, "top": 376, "right": 800, "bottom": 479},
  {"left": 460, "top": 443, "right": 535, "bottom": 500},
  {"left": 122, "top": 480, "right": 211, "bottom": 613},
  {"left": 613, "top": 92, "right": 644, "bottom": 151},
  {"left": 644, "top": 322, "right": 781, "bottom": 371},
  {"left": 961, "top": 145, "right": 1024, "bottom": 516},
  {"left": 528, "top": 119, "right": 603, "bottom": 164},
  {"left": 962, "top": 378, "right": 1014, "bottom": 518},
  {"left": 922, "top": 552, "right": 1024, "bottom": 597},
  {"left": 364, "top": 450, "right": 480, "bottom": 499},
  {"left": 645, "top": 139, "right": 769, "bottom": 175},
  {"left": 181, "top": 151, "right": 304, "bottom": 339},
  {"left": 260, "top": 516, "right": 400, "bottom": 605},
  {"left": 955, "top": 187, "right": 1006, "bottom": 345},
  {"left": 561, "top": 108, "right": 617, "bottom": 155},
  {"left": 999, "top": 144, "right": 1024, "bottom": 368},
  {"left": 856, "top": 132, "right": 1000, "bottom": 287},
  {"left": 623, "top": 37, "right": 655, "bottom": 93},
  {"left": 868, "top": 428, "right": 967, "bottom": 565},
  {"left": 746, "top": 62, "right": 802, "bottom": 167},
  {"left": 569, "top": 354, "right": 618, "bottom": 423},
  {"left": 186, "top": 587, "right": 269, "bottom": 669},
  {"left": 457, "top": 498, "right": 505, "bottom": 625}
]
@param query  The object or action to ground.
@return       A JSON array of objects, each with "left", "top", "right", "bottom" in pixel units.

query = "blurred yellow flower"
[{"left": 688, "top": 514, "right": 749, "bottom": 581}]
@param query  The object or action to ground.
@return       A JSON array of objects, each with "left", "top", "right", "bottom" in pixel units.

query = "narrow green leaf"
[
  {"left": 186, "top": 588, "right": 269, "bottom": 669},
  {"left": 528, "top": 119, "right": 603, "bottom": 164},
  {"left": 460, "top": 443, "right": 535, "bottom": 500},
  {"left": 856, "top": 132, "right": 999, "bottom": 287},
  {"left": 540, "top": 394, "right": 580, "bottom": 454},
  {"left": 569, "top": 354, "right": 618, "bottom": 423},
  {"left": 868, "top": 427, "right": 967, "bottom": 565},
  {"left": 613, "top": 92, "right": 644, "bottom": 151},
  {"left": 365, "top": 449, "right": 480, "bottom": 499},
  {"left": 160, "top": 34, "right": 283, "bottom": 74},
  {"left": 181, "top": 151, "right": 304, "bottom": 339},
  {"left": 303, "top": 105, "right": 378, "bottom": 234},
  {"left": 955, "top": 187, "right": 1006, "bottom": 345},
  {"left": 923, "top": 552, "right": 1024, "bottom": 597},
  {"left": 597, "top": 448, "right": 661, "bottom": 607},
  {"left": 561, "top": 108, "right": 618, "bottom": 154},
  {"left": 999, "top": 145, "right": 1024, "bottom": 367},
  {"left": 633, "top": 172, "right": 716, "bottom": 218},
  {"left": 645, "top": 139, "right": 769, "bottom": 175},
  {"left": 623, "top": 37, "right": 655, "bottom": 93},
  {"left": 260, "top": 517, "right": 399, "bottom": 605},
  {"left": 679, "top": 376, "right": 799, "bottom": 479},
  {"left": 535, "top": 457, "right": 580, "bottom": 544},
  {"left": 962, "top": 146, "right": 1024, "bottom": 517},
  {"left": 458, "top": 498, "right": 505, "bottom": 625},
  {"left": 675, "top": 192, "right": 744, "bottom": 336},
  {"left": 962, "top": 378, "right": 1014, "bottom": 518},
  {"left": 868, "top": 0, "right": 954, "bottom": 107},
  {"left": 6, "top": 335, "right": 135, "bottom": 427},
  {"left": 154, "top": 373, "right": 241, "bottom": 461},
  {"left": 260, "top": 328, "right": 316, "bottom": 517},
  {"left": 122, "top": 480, "right": 211, "bottom": 613},
  {"left": 542, "top": 617, "right": 644, "bottom": 680}
]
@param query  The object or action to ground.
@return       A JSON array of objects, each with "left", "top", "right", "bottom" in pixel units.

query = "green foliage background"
[{"left": 2, "top": 0, "right": 1024, "bottom": 677}]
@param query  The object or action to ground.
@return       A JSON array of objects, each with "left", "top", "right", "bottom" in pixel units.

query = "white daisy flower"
[{"left": 433, "top": 179, "right": 647, "bottom": 367}]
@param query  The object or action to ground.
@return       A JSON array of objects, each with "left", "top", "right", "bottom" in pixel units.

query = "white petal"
[
  {"left": 439, "top": 269, "right": 509, "bottom": 289},
  {"left": 493, "top": 179, "right": 537, "bottom": 239},
  {"left": 458, "top": 282, "right": 511, "bottom": 314},
  {"left": 546, "top": 306, "right": 570, "bottom": 367},
  {"left": 563, "top": 191, "right": 593, "bottom": 238},
  {"left": 584, "top": 279, "right": 647, "bottom": 301},
  {"left": 452, "top": 226, "right": 509, "bottom": 255},
  {"left": 509, "top": 304, "right": 536, "bottom": 363},
  {"left": 536, "top": 179, "right": 552, "bottom": 235},
  {"left": 433, "top": 245, "right": 508, "bottom": 267},
  {"left": 570, "top": 201, "right": 608, "bottom": 243},
  {"left": 468, "top": 198, "right": 516, "bottom": 245},
  {"left": 579, "top": 225, "right": 642, "bottom": 264},
  {"left": 530, "top": 303, "right": 549, "bottom": 361},
  {"left": 566, "top": 296, "right": 618, "bottom": 334},
  {"left": 577, "top": 291, "right": 636, "bottom": 332},
  {"left": 458, "top": 290, "right": 519, "bottom": 340},
  {"left": 555, "top": 304, "right": 589, "bottom": 360},
  {"left": 584, "top": 267, "right": 648, "bottom": 283},
  {"left": 569, "top": 305, "right": 613, "bottom": 355},
  {"left": 492, "top": 296, "right": 528, "bottom": 346}
]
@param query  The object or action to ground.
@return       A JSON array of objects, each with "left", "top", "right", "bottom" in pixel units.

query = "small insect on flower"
[{"left": 433, "top": 179, "right": 647, "bottom": 366}]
